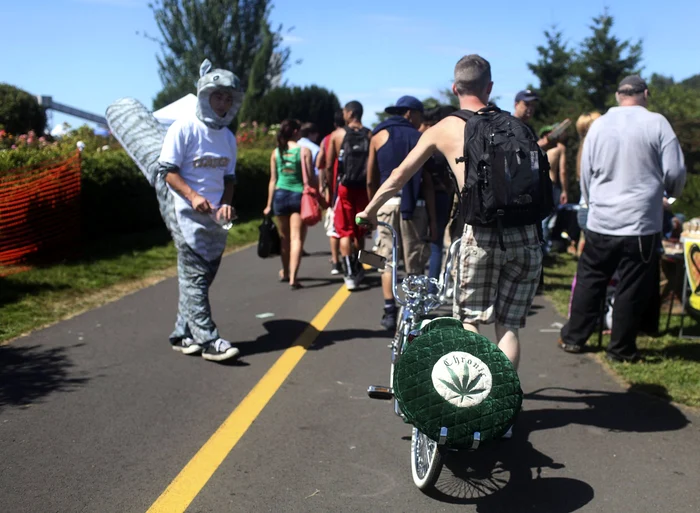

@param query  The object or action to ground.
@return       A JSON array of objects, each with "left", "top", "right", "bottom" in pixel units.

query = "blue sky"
[{"left": 2, "top": 0, "right": 698, "bottom": 131}]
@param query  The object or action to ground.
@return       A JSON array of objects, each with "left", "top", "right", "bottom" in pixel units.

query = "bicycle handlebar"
[{"left": 357, "top": 216, "right": 460, "bottom": 310}]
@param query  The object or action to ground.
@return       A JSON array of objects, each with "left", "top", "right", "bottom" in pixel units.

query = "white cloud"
[
  {"left": 365, "top": 14, "right": 413, "bottom": 24},
  {"left": 336, "top": 92, "right": 375, "bottom": 100},
  {"left": 282, "top": 34, "right": 304, "bottom": 44},
  {"left": 386, "top": 87, "right": 433, "bottom": 96}
]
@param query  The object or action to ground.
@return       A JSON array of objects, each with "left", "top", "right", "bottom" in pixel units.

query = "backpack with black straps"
[
  {"left": 338, "top": 126, "right": 371, "bottom": 188},
  {"left": 449, "top": 105, "right": 554, "bottom": 248}
]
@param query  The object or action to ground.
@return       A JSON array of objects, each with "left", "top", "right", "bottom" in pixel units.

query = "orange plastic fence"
[{"left": 0, "top": 152, "right": 82, "bottom": 266}]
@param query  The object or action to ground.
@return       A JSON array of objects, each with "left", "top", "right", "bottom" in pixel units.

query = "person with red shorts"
[
  {"left": 316, "top": 110, "right": 345, "bottom": 275},
  {"left": 325, "top": 101, "right": 372, "bottom": 290}
]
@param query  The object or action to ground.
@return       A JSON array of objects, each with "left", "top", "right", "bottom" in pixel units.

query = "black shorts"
[{"left": 273, "top": 188, "right": 302, "bottom": 216}]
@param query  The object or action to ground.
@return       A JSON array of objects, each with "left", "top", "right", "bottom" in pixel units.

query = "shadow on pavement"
[
  {"left": 420, "top": 383, "right": 688, "bottom": 509},
  {"left": 522, "top": 386, "right": 689, "bottom": 433},
  {"left": 428, "top": 435, "right": 594, "bottom": 512},
  {"left": 236, "top": 319, "right": 391, "bottom": 358},
  {"left": 0, "top": 278, "right": 71, "bottom": 307},
  {"left": 0, "top": 344, "right": 89, "bottom": 413}
]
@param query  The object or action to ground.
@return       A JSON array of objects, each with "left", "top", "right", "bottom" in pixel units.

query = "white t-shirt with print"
[{"left": 159, "top": 115, "right": 237, "bottom": 261}]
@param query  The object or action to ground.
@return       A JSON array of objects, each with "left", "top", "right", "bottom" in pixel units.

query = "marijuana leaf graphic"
[{"left": 438, "top": 362, "right": 486, "bottom": 403}]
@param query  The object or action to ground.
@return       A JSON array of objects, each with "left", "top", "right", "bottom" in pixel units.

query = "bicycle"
[{"left": 357, "top": 218, "right": 462, "bottom": 490}]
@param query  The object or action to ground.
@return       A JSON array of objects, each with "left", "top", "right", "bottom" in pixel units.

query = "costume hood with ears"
[{"left": 196, "top": 59, "right": 244, "bottom": 129}]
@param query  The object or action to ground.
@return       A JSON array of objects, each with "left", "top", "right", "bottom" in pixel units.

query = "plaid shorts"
[{"left": 452, "top": 224, "right": 543, "bottom": 329}]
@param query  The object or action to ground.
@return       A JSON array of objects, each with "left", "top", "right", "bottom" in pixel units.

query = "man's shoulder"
[{"left": 431, "top": 116, "right": 467, "bottom": 140}]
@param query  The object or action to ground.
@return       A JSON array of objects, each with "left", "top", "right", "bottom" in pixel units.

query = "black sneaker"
[
  {"left": 202, "top": 338, "right": 240, "bottom": 362},
  {"left": 171, "top": 337, "right": 203, "bottom": 355},
  {"left": 380, "top": 310, "right": 397, "bottom": 331},
  {"left": 331, "top": 262, "right": 343, "bottom": 275}
]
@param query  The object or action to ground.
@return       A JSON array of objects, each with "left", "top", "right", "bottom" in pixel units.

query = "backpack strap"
[{"left": 445, "top": 110, "right": 477, "bottom": 223}]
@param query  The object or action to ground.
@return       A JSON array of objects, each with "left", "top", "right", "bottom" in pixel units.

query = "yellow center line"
[{"left": 146, "top": 285, "right": 352, "bottom": 513}]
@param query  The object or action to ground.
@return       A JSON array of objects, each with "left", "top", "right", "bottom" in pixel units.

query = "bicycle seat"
[{"left": 392, "top": 317, "right": 523, "bottom": 448}]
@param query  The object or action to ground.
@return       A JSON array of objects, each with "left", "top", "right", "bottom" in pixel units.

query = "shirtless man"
[
  {"left": 541, "top": 125, "right": 568, "bottom": 205},
  {"left": 358, "top": 54, "right": 543, "bottom": 372},
  {"left": 539, "top": 126, "right": 568, "bottom": 250}
]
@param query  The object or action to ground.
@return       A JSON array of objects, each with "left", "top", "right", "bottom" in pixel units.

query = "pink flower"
[
  {"left": 0, "top": 130, "right": 5, "bottom": 138},
  {"left": 39, "top": 136, "right": 46, "bottom": 142},
  {"left": 11, "top": 144, "right": 17, "bottom": 149},
  {"left": 19, "top": 134, "right": 27, "bottom": 141},
  {"left": 239, "top": 122, "right": 247, "bottom": 128}
]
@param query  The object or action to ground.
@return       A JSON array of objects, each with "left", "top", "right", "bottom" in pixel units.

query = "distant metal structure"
[{"left": 36, "top": 96, "right": 107, "bottom": 127}]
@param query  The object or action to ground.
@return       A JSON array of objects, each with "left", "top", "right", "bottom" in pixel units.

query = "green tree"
[
  {"left": 440, "top": 88, "right": 460, "bottom": 108},
  {"left": 0, "top": 84, "right": 47, "bottom": 135},
  {"left": 148, "top": 0, "right": 293, "bottom": 109},
  {"left": 648, "top": 73, "right": 700, "bottom": 176},
  {"left": 239, "top": 22, "right": 273, "bottom": 122},
  {"left": 577, "top": 9, "right": 643, "bottom": 111},
  {"left": 527, "top": 27, "right": 581, "bottom": 124},
  {"left": 681, "top": 74, "right": 700, "bottom": 90},
  {"left": 241, "top": 85, "right": 341, "bottom": 137}
]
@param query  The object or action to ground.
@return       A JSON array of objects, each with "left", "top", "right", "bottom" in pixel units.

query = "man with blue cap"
[{"left": 368, "top": 95, "right": 436, "bottom": 330}]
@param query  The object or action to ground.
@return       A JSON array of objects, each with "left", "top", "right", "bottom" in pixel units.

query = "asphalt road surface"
[{"left": 1, "top": 226, "right": 698, "bottom": 513}]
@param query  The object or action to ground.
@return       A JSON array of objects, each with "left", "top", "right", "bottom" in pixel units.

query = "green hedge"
[
  {"left": 1, "top": 146, "right": 271, "bottom": 238},
  {"left": 80, "top": 148, "right": 271, "bottom": 235}
]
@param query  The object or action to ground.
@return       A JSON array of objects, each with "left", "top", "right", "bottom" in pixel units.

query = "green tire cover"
[{"left": 393, "top": 317, "right": 523, "bottom": 448}]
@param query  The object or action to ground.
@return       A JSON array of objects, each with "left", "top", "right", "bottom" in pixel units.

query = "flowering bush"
[
  {"left": 0, "top": 129, "right": 52, "bottom": 151},
  {"left": 235, "top": 121, "right": 278, "bottom": 150}
]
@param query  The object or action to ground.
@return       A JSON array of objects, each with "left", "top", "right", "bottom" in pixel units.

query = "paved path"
[{"left": 1, "top": 226, "right": 698, "bottom": 513}]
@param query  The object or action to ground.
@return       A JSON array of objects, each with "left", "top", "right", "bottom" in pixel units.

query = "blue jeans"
[
  {"left": 542, "top": 185, "right": 562, "bottom": 252},
  {"left": 428, "top": 190, "right": 452, "bottom": 286}
]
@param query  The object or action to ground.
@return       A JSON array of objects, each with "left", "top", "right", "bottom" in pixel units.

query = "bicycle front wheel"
[{"left": 410, "top": 427, "right": 443, "bottom": 491}]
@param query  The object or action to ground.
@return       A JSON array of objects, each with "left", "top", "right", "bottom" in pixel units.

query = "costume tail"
[
  {"left": 105, "top": 97, "right": 182, "bottom": 244},
  {"left": 105, "top": 97, "right": 167, "bottom": 187}
]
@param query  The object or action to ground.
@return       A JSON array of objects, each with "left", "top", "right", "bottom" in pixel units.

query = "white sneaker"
[
  {"left": 201, "top": 338, "right": 240, "bottom": 362},
  {"left": 171, "top": 337, "right": 203, "bottom": 355},
  {"left": 344, "top": 275, "right": 358, "bottom": 291}
]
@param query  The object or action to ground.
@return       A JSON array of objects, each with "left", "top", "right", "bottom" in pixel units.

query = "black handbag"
[{"left": 257, "top": 215, "right": 281, "bottom": 258}]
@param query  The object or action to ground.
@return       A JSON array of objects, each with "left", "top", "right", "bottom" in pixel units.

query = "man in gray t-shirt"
[{"left": 558, "top": 75, "right": 686, "bottom": 362}]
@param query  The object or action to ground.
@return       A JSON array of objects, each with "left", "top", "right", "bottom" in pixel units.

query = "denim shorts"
[{"left": 273, "top": 188, "right": 302, "bottom": 216}]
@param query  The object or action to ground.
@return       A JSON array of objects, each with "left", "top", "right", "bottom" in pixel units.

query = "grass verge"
[
  {"left": 543, "top": 252, "right": 700, "bottom": 408},
  {"left": 0, "top": 219, "right": 260, "bottom": 344}
]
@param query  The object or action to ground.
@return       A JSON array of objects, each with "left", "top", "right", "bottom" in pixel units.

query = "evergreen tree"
[
  {"left": 239, "top": 22, "right": 273, "bottom": 122},
  {"left": 577, "top": 9, "right": 643, "bottom": 111},
  {"left": 527, "top": 27, "right": 580, "bottom": 123}
]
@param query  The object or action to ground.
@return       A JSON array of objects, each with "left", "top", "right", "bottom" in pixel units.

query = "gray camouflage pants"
[
  {"left": 170, "top": 240, "right": 222, "bottom": 345},
  {"left": 154, "top": 173, "right": 222, "bottom": 345}
]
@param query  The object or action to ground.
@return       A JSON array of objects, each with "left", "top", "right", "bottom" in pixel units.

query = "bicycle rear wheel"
[{"left": 410, "top": 427, "right": 443, "bottom": 491}]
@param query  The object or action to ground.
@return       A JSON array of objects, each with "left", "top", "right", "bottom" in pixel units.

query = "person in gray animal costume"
[
  {"left": 152, "top": 59, "right": 244, "bottom": 362},
  {"left": 106, "top": 59, "right": 243, "bottom": 362}
]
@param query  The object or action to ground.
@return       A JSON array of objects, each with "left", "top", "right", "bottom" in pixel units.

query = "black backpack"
[
  {"left": 339, "top": 126, "right": 370, "bottom": 188},
  {"left": 449, "top": 105, "right": 553, "bottom": 248}
]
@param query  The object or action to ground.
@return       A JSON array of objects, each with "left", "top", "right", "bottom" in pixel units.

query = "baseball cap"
[
  {"left": 617, "top": 75, "right": 648, "bottom": 94},
  {"left": 515, "top": 89, "right": 540, "bottom": 103},
  {"left": 385, "top": 96, "right": 424, "bottom": 115}
]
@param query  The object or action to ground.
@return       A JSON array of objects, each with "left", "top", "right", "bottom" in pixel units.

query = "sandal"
[
  {"left": 278, "top": 270, "right": 289, "bottom": 282},
  {"left": 290, "top": 282, "right": 304, "bottom": 290}
]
